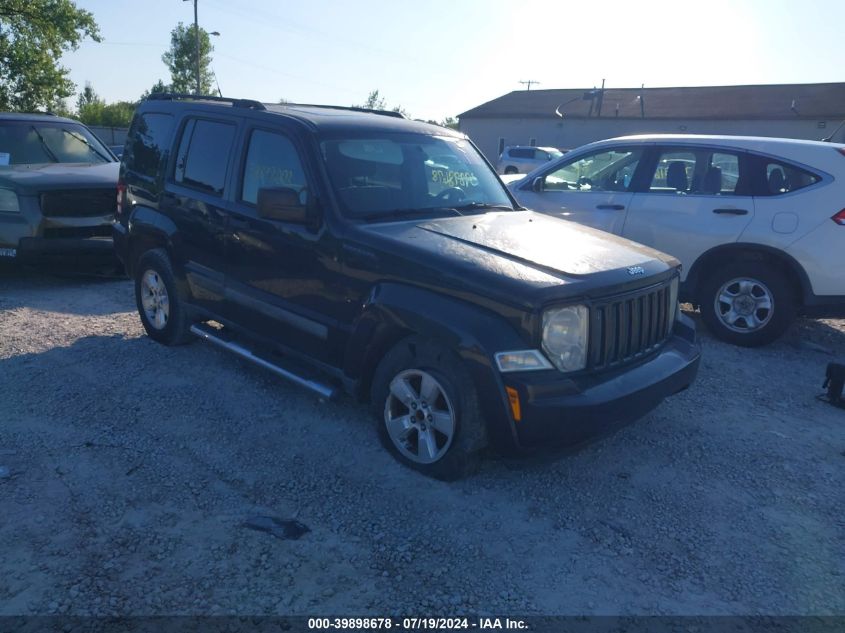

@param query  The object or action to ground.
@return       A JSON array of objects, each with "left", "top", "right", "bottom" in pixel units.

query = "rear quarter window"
[
  {"left": 125, "top": 113, "right": 174, "bottom": 179},
  {"left": 760, "top": 160, "right": 821, "bottom": 196}
]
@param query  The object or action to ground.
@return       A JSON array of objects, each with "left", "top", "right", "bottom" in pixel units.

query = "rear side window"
[
  {"left": 174, "top": 118, "right": 236, "bottom": 195},
  {"left": 760, "top": 160, "right": 820, "bottom": 195},
  {"left": 241, "top": 129, "right": 307, "bottom": 204},
  {"left": 647, "top": 147, "right": 749, "bottom": 195},
  {"left": 125, "top": 113, "right": 174, "bottom": 179}
]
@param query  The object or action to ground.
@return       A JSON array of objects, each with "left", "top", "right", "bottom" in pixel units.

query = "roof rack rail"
[
  {"left": 146, "top": 92, "right": 266, "bottom": 111},
  {"left": 284, "top": 103, "right": 405, "bottom": 119}
]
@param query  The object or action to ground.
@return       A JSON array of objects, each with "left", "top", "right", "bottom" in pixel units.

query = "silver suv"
[{"left": 496, "top": 145, "right": 563, "bottom": 175}]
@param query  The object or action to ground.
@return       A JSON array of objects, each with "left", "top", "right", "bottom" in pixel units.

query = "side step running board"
[{"left": 190, "top": 323, "right": 339, "bottom": 400}]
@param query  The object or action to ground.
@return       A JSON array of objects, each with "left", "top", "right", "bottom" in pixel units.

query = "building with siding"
[{"left": 458, "top": 83, "right": 845, "bottom": 162}]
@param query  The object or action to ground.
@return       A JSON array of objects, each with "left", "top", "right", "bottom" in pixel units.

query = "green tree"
[
  {"left": 0, "top": 0, "right": 100, "bottom": 111},
  {"left": 355, "top": 89, "right": 409, "bottom": 118},
  {"left": 140, "top": 79, "right": 170, "bottom": 100},
  {"left": 162, "top": 22, "right": 214, "bottom": 94},
  {"left": 76, "top": 81, "right": 101, "bottom": 111}
]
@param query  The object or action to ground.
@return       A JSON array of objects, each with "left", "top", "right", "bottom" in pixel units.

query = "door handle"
[
  {"left": 713, "top": 208, "right": 748, "bottom": 215},
  {"left": 596, "top": 204, "right": 625, "bottom": 211}
]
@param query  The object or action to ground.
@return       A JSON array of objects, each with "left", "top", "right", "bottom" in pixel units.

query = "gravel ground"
[{"left": 1, "top": 267, "right": 843, "bottom": 617}]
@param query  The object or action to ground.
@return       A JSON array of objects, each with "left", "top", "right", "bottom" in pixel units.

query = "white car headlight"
[
  {"left": 0, "top": 188, "right": 20, "bottom": 213},
  {"left": 542, "top": 304, "right": 589, "bottom": 372}
]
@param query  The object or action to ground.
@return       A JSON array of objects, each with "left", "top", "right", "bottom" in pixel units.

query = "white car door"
[
  {"left": 511, "top": 147, "right": 645, "bottom": 234},
  {"left": 622, "top": 146, "right": 756, "bottom": 280}
]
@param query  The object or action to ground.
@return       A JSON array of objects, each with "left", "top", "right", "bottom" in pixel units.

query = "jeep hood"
[
  {"left": 0, "top": 162, "right": 119, "bottom": 190},
  {"left": 356, "top": 211, "right": 679, "bottom": 306},
  {"left": 416, "top": 211, "right": 677, "bottom": 276}
]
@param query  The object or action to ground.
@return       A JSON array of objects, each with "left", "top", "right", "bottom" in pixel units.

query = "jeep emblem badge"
[{"left": 627, "top": 266, "right": 645, "bottom": 276}]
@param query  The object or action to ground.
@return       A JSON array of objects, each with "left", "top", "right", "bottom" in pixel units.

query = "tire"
[
  {"left": 698, "top": 261, "right": 797, "bottom": 347},
  {"left": 370, "top": 336, "right": 487, "bottom": 480},
  {"left": 134, "top": 249, "right": 193, "bottom": 346},
  {"left": 504, "top": 166, "right": 518, "bottom": 175}
]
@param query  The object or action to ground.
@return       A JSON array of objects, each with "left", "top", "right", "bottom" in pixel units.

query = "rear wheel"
[
  {"left": 371, "top": 337, "right": 486, "bottom": 480},
  {"left": 134, "top": 249, "right": 193, "bottom": 346},
  {"left": 699, "top": 262, "right": 796, "bottom": 347},
  {"left": 504, "top": 166, "right": 518, "bottom": 175}
]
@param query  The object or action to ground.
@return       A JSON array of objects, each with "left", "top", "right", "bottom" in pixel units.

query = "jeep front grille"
[
  {"left": 589, "top": 279, "right": 675, "bottom": 370},
  {"left": 40, "top": 189, "right": 115, "bottom": 218}
]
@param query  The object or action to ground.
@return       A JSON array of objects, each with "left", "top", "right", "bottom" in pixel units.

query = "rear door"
[
  {"left": 513, "top": 146, "right": 645, "bottom": 234},
  {"left": 162, "top": 115, "right": 238, "bottom": 310},
  {"left": 623, "top": 145, "right": 755, "bottom": 279}
]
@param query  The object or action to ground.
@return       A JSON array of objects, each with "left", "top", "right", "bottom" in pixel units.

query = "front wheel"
[
  {"left": 370, "top": 337, "right": 486, "bottom": 480},
  {"left": 503, "top": 166, "right": 518, "bottom": 175},
  {"left": 698, "top": 262, "right": 796, "bottom": 347}
]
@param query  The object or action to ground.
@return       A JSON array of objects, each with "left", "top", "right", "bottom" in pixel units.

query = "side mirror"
[
  {"left": 532, "top": 176, "right": 544, "bottom": 193},
  {"left": 257, "top": 187, "right": 315, "bottom": 226}
]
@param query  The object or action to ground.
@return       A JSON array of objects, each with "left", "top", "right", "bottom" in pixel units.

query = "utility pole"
[
  {"left": 193, "top": 0, "right": 200, "bottom": 95},
  {"left": 519, "top": 80, "right": 540, "bottom": 91},
  {"left": 183, "top": 0, "right": 201, "bottom": 94}
]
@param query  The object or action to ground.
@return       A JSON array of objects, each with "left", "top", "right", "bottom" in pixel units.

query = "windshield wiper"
[
  {"left": 29, "top": 126, "right": 59, "bottom": 162},
  {"left": 60, "top": 128, "right": 112, "bottom": 162},
  {"left": 360, "top": 207, "right": 464, "bottom": 223},
  {"left": 449, "top": 202, "right": 515, "bottom": 212}
]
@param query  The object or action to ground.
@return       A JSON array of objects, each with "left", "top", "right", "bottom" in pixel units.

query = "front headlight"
[
  {"left": 542, "top": 304, "right": 589, "bottom": 372},
  {"left": 0, "top": 188, "right": 19, "bottom": 213}
]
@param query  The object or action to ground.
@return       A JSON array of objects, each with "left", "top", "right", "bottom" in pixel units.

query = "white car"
[
  {"left": 496, "top": 145, "right": 563, "bottom": 175},
  {"left": 507, "top": 134, "right": 845, "bottom": 346}
]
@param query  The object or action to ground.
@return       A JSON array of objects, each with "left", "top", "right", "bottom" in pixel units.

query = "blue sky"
[{"left": 62, "top": 0, "right": 845, "bottom": 121}]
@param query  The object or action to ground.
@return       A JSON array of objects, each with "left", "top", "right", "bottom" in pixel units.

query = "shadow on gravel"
[
  {"left": 0, "top": 264, "right": 130, "bottom": 317},
  {"left": 681, "top": 305, "right": 845, "bottom": 357}
]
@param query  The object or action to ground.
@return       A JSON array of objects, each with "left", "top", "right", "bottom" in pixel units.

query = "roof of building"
[{"left": 458, "top": 83, "right": 845, "bottom": 121}]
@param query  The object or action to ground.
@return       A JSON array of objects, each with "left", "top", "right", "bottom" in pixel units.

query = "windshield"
[
  {"left": 0, "top": 120, "right": 116, "bottom": 165},
  {"left": 320, "top": 133, "right": 513, "bottom": 220}
]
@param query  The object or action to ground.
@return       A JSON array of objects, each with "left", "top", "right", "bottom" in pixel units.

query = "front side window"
[
  {"left": 174, "top": 118, "right": 235, "bottom": 195},
  {"left": 543, "top": 148, "right": 642, "bottom": 192},
  {"left": 320, "top": 134, "right": 512, "bottom": 219},
  {"left": 0, "top": 121, "right": 114, "bottom": 165},
  {"left": 241, "top": 129, "right": 307, "bottom": 204}
]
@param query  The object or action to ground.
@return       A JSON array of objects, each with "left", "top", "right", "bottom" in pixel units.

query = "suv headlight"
[
  {"left": 0, "top": 188, "right": 20, "bottom": 213},
  {"left": 542, "top": 304, "right": 589, "bottom": 372}
]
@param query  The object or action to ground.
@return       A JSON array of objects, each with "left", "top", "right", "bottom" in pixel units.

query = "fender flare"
[
  {"left": 343, "top": 282, "right": 530, "bottom": 451},
  {"left": 126, "top": 205, "right": 183, "bottom": 278}
]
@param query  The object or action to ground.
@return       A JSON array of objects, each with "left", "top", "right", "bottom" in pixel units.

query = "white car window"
[{"left": 543, "top": 148, "right": 642, "bottom": 193}]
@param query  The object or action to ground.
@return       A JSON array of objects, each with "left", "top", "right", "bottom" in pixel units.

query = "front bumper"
[
  {"left": 16, "top": 235, "right": 116, "bottom": 264},
  {"left": 502, "top": 314, "right": 700, "bottom": 448}
]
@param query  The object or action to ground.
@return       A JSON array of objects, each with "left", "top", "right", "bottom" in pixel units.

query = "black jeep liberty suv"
[{"left": 114, "top": 94, "right": 700, "bottom": 479}]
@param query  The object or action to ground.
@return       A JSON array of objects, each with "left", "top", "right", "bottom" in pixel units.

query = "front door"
[
  {"left": 623, "top": 146, "right": 756, "bottom": 280},
  {"left": 224, "top": 126, "right": 343, "bottom": 365},
  {"left": 513, "top": 146, "right": 645, "bottom": 234}
]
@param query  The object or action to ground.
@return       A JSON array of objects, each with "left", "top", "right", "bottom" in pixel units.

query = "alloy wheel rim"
[
  {"left": 140, "top": 269, "right": 170, "bottom": 330},
  {"left": 384, "top": 369, "right": 456, "bottom": 465},
  {"left": 714, "top": 277, "right": 774, "bottom": 333}
]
